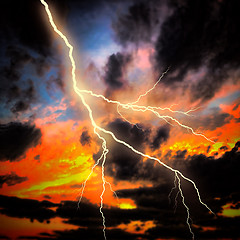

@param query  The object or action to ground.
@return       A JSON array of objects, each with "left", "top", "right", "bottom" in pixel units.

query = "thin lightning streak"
[
  {"left": 168, "top": 172, "right": 178, "bottom": 205},
  {"left": 100, "top": 140, "right": 108, "bottom": 240},
  {"left": 117, "top": 104, "right": 142, "bottom": 129},
  {"left": 78, "top": 149, "right": 118, "bottom": 204},
  {"left": 81, "top": 88, "right": 199, "bottom": 122},
  {"left": 106, "top": 180, "right": 119, "bottom": 200},
  {"left": 125, "top": 105, "right": 214, "bottom": 142},
  {"left": 129, "top": 66, "right": 170, "bottom": 105},
  {"left": 176, "top": 173, "right": 194, "bottom": 240},
  {"left": 186, "top": 106, "right": 203, "bottom": 115},
  {"left": 174, "top": 191, "right": 180, "bottom": 213},
  {"left": 117, "top": 104, "right": 132, "bottom": 125},
  {"left": 77, "top": 141, "right": 105, "bottom": 208},
  {"left": 78, "top": 89, "right": 214, "bottom": 142},
  {"left": 40, "top": 1, "right": 214, "bottom": 239}
]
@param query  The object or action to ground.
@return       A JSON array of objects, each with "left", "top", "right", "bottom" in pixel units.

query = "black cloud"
[
  {"left": 0, "top": 122, "right": 42, "bottom": 161},
  {"left": 189, "top": 69, "right": 230, "bottom": 102},
  {"left": 176, "top": 141, "right": 240, "bottom": 199},
  {"left": 104, "top": 53, "right": 132, "bottom": 96},
  {"left": 80, "top": 129, "right": 91, "bottom": 146},
  {"left": 156, "top": 0, "right": 240, "bottom": 72},
  {"left": 0, "top": 46, "right": 38, "bottom": 115},
  {"left": 104, "top": 119, "right": 151, "bottom": 180},
  {"left": 0, "top": 195, "right": 58, "bottom": 223},
  {"left": 0, "top": 0, "right": 67, "bottom": 56},
  {"left": 112, "top": 0, "right": 240, "bottom": 102},
  {"left": 219, "top": 145, "right": 228, "bottom": 151},
  {"left": 0, "top": 1, "right": 67, "bottom": 117},
  {"left": 112, "top": 1, "right": 161, "bottom": 47},
  {"left": 103, "top": 119, "right": 173, "bottom": 182},
  {"left": 102, "top": 119, "right": 173, "bottom": 182},
  {"left": 154, "top": 0, "right": 240, "bottom": 102},
  {"left": 107, "top": 118, "right": 150, "bottom": 150},
  {"left": 151, "top": 125, "right": 170, "bottom": 150},
  {"left": 0, "top": 172, "right": 28, "bottom": 188}
]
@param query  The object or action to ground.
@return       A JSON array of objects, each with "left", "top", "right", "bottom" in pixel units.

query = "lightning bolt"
[
  {"left": 40, "top": 1, "right": 215, "bottom": 239},
  {"left": 129, "top": 66, "right": 170, "bottom": 105},
  {"left": 168, "top": 172, "right": 178, "bottom": 205},
  {"left": 176, "top": 172, "right": 195, "bottom": 240}
]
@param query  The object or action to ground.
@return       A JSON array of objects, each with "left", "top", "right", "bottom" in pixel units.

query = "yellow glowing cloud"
[{"left": 220, "top": 203, "right": 240, "bottom": 218}]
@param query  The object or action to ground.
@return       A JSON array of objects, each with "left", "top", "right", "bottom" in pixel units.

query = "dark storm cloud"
[
  {"left": 219, "top": 145, "right": 228, "bottom": 151},
  {"left": 0, "top": 0, "right": 67, "bottom": 56},
  {"left": 112, "top": 1, "right": 162, "bottom": 47},
  {"left": 111, "top": 141, "right": 240, "bottom": 239},
  {"left": 56, "top": 197, "right": 173, "bottom": 230},
  {"left": 29, "top": 228, "right": 143, "bottom": 240},
  {"left": 172, "top": 141, "right": 240, "bottom": 205},
  {"left": 0, "top": 236, "right": 10, "bottom": 240},
  {"left": 0, "top": 46, "right": 39, "bottom": 115},
  {"left": 189, "top": 69, "right": 230, "bottom": 102},
  {"left": 117, "top": 184, "right": 173, "bottom": 210},
  {"left": 0, "top": 46, "right": 33, "bottom": 90},
  {"left": 123, "top": 141, "right": 239, "bottom": 212},
  {"left": 147, "top": 216, "right": 240, "bottom": 239},
  {"left": 1, "top": 45, "right": 50, "bottom": 84},
  {"left": 151, "top": 125, "right": 170, "bottom": 150},
  {"left": 10, "top": 100, "right": 29, "bottom": 114},
  {"left": 1, "top": 193, "right": 238, "bottom": 240},
  {"left": 34, "top": 154, "right": 40, "bottom": 161},
  {"left": 113, "top": 0, "right": 240, "bottom": 102},
  {"left": 154, "top": 0, "right": 240, "bottom": 101},
  {"left": 107, "top": 118, "right": 150, "bottom": 149},
  {"left": 102, "top": 119, "right": 172, "bottom": 181},
  {"left": 105, "top": 146, "right": 142, "bottom": 181},
  {"left": 80, "top": 129, "right": 91, "bottom": 146},
  {"left": 104, "top": 53, "right": 132, "bottom": 95},
  {"left": 43, "top": 195, "right": 51, "bottom": 200},
  {"left": 0, "top": 172, "right": 28, "bottom": 188},
  {"left": 156, "top": 0, "right": 240, "bottom": 72},
  {"left": 32, "top": 57, "right": 51, "bottom": 77},
  {"left": 102, "top": 118, "right": 174, "bottom": 181},
  {"left": 0, "top": 195, "right": 58, "bottom": 223},
  {"left": 4, "top": 46, "right": 32, "bottom": 76},
  {"left": 104, "top": 119, "right": 153, "bottom": 180},
  {"left": 67, "top": 0, "right": 112, "bottom": 14},
  {"left": 0, "top": 122, "right": 42, "bottom": 161},
  {"left": 57, "top": 200, "right": 102, "bottom": 227},
  {"left": 0, "top": 1, "right": 67, "bottom": 117}
]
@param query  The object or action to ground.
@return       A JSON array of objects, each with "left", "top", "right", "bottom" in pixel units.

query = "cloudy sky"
[{"left": 0, "top": 0, "right": 239, "bottom": 239}]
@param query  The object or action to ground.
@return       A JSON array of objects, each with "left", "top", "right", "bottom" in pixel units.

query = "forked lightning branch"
[{"left": 40, "top": 1, "right": 215, "bottom": 239}]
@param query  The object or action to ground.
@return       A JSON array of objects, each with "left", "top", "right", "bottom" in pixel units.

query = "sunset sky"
[{"left": 0, "top": 0, "right": 240, "bottom": 239}]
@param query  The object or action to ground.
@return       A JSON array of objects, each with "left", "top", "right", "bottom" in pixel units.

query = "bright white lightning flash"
[{"left": 40, "top": 1, "right": 214, "bottom": 239}]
